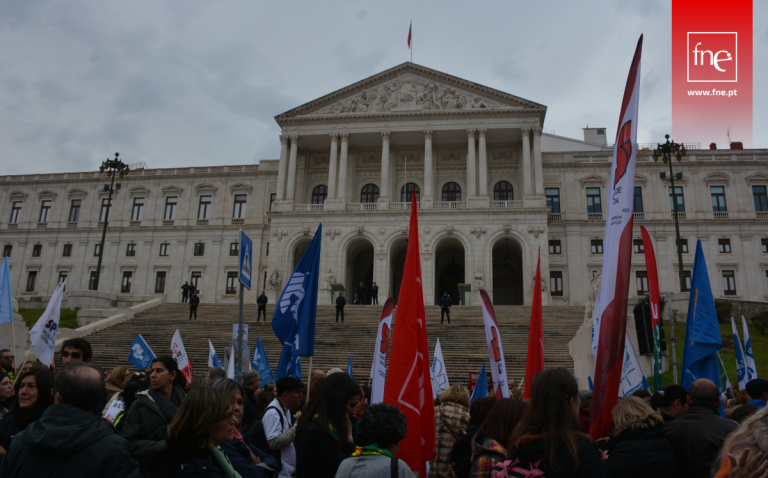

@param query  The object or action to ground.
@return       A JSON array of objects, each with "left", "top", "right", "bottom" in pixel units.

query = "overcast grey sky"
[{"left": 1, "top": 1, "right": 764, "bottom": 174}]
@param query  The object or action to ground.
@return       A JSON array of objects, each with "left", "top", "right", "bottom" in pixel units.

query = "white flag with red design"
[
  {"left": 370, "top": 298, "right": 395, "bottom": 405},
  {"left": 479, "top": 289, "right": 509, "bottom": 400},
  {"left": 171, "top": 329, "right": 194, "bottom": 385}
]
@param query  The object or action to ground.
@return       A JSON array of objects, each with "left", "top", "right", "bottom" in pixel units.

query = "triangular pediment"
[{"left": 276, "top": 63, "right": 546, "bottom": 123}]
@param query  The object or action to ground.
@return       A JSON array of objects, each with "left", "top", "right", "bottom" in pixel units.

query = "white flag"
[
  {"left": 227, "top": 346, "right": 236, "bottom": 379},
  {"left": 431, "top": 339, "right": 450, "bottom": 396},
  {"left": 430, "top": 365, "right": 440, "bottom": 400},
  {"left": 208, "top": 340, "right": 223, "bottom": 368},
  {"left": 171, "top": 330, "right": 193, "bottom": 385},
  {"left": 590, "top": 289, "right": 602, "bottom": 358},
  {"left": 479, "top": 289, "right": 509, "bottom": 399},
  {"left": 742, "top": 316, "right": 758, "bottom": 382},
  {"left": 370, "top": 298, "right": 395, "bottom": 405},
  {"left": 620, "top": 331, "right": 650, "bottom": 396},
  {"left": 29, "top": 281, "right": 65, "bottom": 366},
  {"left": 731, "top": 317, "right": 747, "bottom": 390}
]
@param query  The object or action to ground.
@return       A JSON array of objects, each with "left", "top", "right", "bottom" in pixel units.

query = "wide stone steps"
[{"left": 79, "top": 304, "right": 584, "bottom": 386}]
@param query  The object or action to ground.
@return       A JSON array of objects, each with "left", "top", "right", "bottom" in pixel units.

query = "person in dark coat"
[
  {"left": 181, "top": 281, "right": 190, "bottom": 303},
  {"left": 664, "top": 378, "right": 737, "bottom": 478},
  {"left": 649, "top": 385, "right": 689, "bottom": 423},
  {"left": 603, "top": 397, "right": 677, "bottom": 478},
  {"left": 189, "top": 292, "right": 200, "bottom": 320},
  {"left": 242, "top": 370, "right": 262, "bottom": 427},
  {"left": 370, "top": 282, "right": 379, "bottom": 306},
  {"left": 0, "top": 362, "right": 142, "bottom": 477},
  {"left": 0, "top": 368, "right": 54, "bottom": 453},
  {"left": 336, "top": 293, "right": 346, "bottom": 323},
  {"left": 257, "top": 291, "right": 269, "bottom": 322},
  {"left": 440, "top": 292, "right": 451, "bottom": 324},
  {"left": 356, "top": 282, "right": 366, "bottom": 305}
]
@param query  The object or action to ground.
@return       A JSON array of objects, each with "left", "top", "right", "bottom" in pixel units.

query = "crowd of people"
[{"left": 0, "top": 340, "right": 766, "bottom": 478}]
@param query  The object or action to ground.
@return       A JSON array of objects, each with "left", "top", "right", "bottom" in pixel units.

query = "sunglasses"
[
  {"left": 61, "top": 351, "right": 82, "bottom": 359},
  {"left": 1, "top": 355, "right": 14, "bottom": 360}
]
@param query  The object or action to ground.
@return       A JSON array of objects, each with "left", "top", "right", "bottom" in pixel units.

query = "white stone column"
[
  {"left": 466, "top": 129, "right": 477, "bottom": 196},
  {"left": 533, "top": 127, "right": 544, "bottom": 196},
  {"left": 478, "top": 129, "right": 488, "bottom": 196},
  {"left": 521, "top": 127, "right": 533, "bottom": 198},
  {"left": 337, "top": 133, "right": 349, "bottom": 201},
  {"left": 380, "top": 131, "right": 390, "bottom": 202},
  {"left": 285, "top": 135, "right": 299, "bottom": 201},
  {"left": 423, "top": 130, "right": 434, "bottom": 206},
  {"left": 276, "top": 135, "right": 289, "bottom": 200},
  {"left": 327, "top": 134, "right": 339, "bottom": 200}
]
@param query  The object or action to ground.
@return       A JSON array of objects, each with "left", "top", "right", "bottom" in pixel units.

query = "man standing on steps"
[
  {"left": 440, "top": 292, "right": 451, "bottom": 324},
  {"left": 189, "top": 292, "right": 199, "bottom": 320},
  {"left": 357, "top": 281, "right": 366, "bottom": 305},
  {"left": 180, "top": 281, "right": 190, "bottom": 303},
  {"left": 371, "top": 282, "right": 379, "bottom": 305},
  {"left": 257, "top": 290, "right": 268, "bottom": 321},
  {"left": 336, "top": 292, "right": 346, "bottom": 323}
]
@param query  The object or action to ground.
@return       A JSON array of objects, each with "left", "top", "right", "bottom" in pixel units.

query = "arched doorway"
[
  {"left": 492, "top": 238, "right": 524, "bottom": 305},
  {"left": 434, "top": 237, "right": 465, "bottom": 305},
  {"left": 346, "top": 239, "right": 374, "bottom": 304},
  {"left": 389, "top": 238, "right": 408, "bottom": 302},
  {"left": 292, "top": 239, "right": 312, "bottom": 271}
]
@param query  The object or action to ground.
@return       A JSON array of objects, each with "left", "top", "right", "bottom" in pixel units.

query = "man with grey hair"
[
  {"left": 327, "top": 367, "right": 344, "bottom": 376},
  {"left": 242, "top": 369, "right": 262, "bottom": 426},
  {"left": 664, "top": 378, "right": 737, "bottom": 478},
  {"left": 0, "top": 362, "right": 141, "bottom": 477}
]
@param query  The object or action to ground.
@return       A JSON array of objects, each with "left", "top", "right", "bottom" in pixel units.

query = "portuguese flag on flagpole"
[
  {"left": 641, "top": 226, "right": 663, "bottom": 391},
  {"left": 407, "top": 21, "right": 412, "bottom": 49}
]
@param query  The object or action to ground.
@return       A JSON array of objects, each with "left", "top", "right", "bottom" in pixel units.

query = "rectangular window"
[
  {"left": 159, "top": 243, "right": 169, "bottom": 256},
  {"left": 26, "top": 271, "right": 37, "bottom": 292},
  {"left": 269, "top": 193, "right": 276, "bottom": 211},
  {"left": 229, "top": 242, "right": 239, "bottom": 257},
  {"left": 62, "top": 244, "right": 72, "bottom": 257},
  {"left": 545, "top": 188, "right": 561, "bottom": 213},
  {"left": 155, "top": 271, "right": 167, "bottom": 293},
  {"left": 100, "top": 198, "right": 112, "bottom": 221},
  {"left": 2, "top": 245, "right": 11, "bottom": 257},
  {"left": 633, "top": 187, "right": 644, "bottom": 213},
  {"left": 591, "top": 239, "right": 603, "bottom": 254},
  {"left": 58, "top": 271, "right": 68, "bottom": 292},
  {"left": 94, "top": 243, "right": 102, "bottom": 257},
  {"left": 677, "top": 239, "right": 689, "bottom": 254},
  {"left": 718, "top": 238, "right": 731, "bottom": 253},
  {"left": 194, "top": 243, "right": 205, "bottom": 256},
  {"left": 68, "top": 199, "right": 81, "bottom": 222},
  {"left": 681, "top": 271, "right": 692, "bottom": 292},
  {"left": 164, "top": 197, "right": 177, "bottom": 220},
  {"left": 722, "top": 270, "right": 737, "bottom": 295},
  {"left": 636, "top": 271, "right": 649, "bottom": 295},
  {"left": 126, "top": 243, "right": 136, "bottom": 257},
  {"left": 121, "top": 271, "right": 132, "bottom": 293},
  {"left": 549, "top": 240, "right": 561, "bottom": 254},
  {"left": 586, "top": 187, "right": 602, "bottom": 213},
  {"left": 10, "top": 202, "right": 22, "bottom": 223},
  {"left": 753, "top": 186, "right": 768, "bottom": 212},
  {"left": 633, "top": 239, "right": 644, "bottom": 254},
  {"left": 669, "top": 186, "right": 685, "bottom": 212},
  {"left": 233, "top": 195, "right": 247, "bottom": 219},
  {"left": 32, "top": 244, "right": 42, "bottom": 257},
  {"left": 226, "top": 271, "right": 238, "bottom": 294},
  {"left": 39, "top": 200, "right": 51, "bottom": 223},
  {"left": 762, "top": 238, "right": 768, "bottom": 254},
  {"left": 198, "top": 195, "right": 212, "bottom": 219},
  {"left": 131, "top": 198, "right": 145, "bottom": 221},
  {"left": 88, "top": 271, "right": 98, "bottom": 291},
  {"left": 710, "top": 186, "right": 727, "bottom": 212},
  {"left": 550, "top": 271, "right": 563, "bottom": 296},
  {"left": 266, "top": 242, "right": 270, "bottom": 256},
  {"left": 190, "top": 272, "right": 201, "bottom": 293}
]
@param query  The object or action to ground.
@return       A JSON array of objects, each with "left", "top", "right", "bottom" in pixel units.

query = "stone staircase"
[{"left": 80, "top": 303, "right": 585, "bottom": 387}]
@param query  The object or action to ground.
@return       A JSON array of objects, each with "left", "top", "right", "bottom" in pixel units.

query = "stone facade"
[{"left": 2, "top": 63, "right": 767, "bottom": 308}]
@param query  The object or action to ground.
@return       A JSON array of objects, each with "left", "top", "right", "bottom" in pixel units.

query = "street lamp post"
[{"left": 94, "top": 153, "right": 129, "bottom": 291}]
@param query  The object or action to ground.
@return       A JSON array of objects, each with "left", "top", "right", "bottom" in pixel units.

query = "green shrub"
[{"left": 715, "top": 301, "right": 733, "bottom": 324}]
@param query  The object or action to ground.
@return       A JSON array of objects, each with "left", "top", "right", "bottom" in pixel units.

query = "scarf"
[
  {"left": 148, "top": 384, "right": 185, "bottom": 423},
  {"left": 311, "top": 413, "right": 339, "bottom": 440},
  {"left": 351, "top": 443, "right": 395, "bottom": 458},
  {"left": 207, "top": 445, "right": 243, "bottom": 478}
]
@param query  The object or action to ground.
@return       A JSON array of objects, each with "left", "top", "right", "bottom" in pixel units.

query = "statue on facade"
[
  {"left": 473, "top": 268, "right": 485, "bottom": 290},
  {"left": 531, "top": 274, "right": 547, "bottom": 292},
  {"left": 323, "top": 268, "right": 336, "bottom": 290},
  {"left": 584, "top": 270, "right": 603, "bottom": 322},
  {"left": 269, "top": 269, "right": 282, "bottom": 292}
]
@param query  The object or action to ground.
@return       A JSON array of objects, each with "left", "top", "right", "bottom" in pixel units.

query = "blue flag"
[
  {"left": 731, "top": 317, "right": 747, "bottom": 389},
  {"left": 681, "top": 240, "right": 723, "bottom": 413},
  {"left": 347, "top": 356, "right": 353, "bottom": 376},
  {"left": 251, "top": 337, "right": 274, "bottom": 385},
  {"left": 0, "top": 258, "right": 12, "bottom": 325},
  {"left": 273, "top": 224, "right": 321, "bottom": 379},
  {"left": 470, "top": 364, "right": 489, "bottom": 404},
  {"left": 129, "top": 334, "right": 156, "bottom": 370}
]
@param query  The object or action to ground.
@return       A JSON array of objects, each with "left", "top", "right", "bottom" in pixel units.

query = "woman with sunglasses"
[{"left": 0, "top": 369, "right": 54, "bottom": 454}]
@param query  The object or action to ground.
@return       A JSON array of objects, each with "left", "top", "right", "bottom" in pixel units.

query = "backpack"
[
  {"left": 243, "top": 405, "right": 293, "bottom": 466},
  {"left": 490, "top": 458, "right": 546, "bottom": 478}
]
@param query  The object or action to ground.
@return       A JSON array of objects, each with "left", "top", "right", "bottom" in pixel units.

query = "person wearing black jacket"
[
  {"left": 371, "top": 282, "right": 379, "bottom": 306},
  {"left": 440, "top": 292, "right": 451, "bottom": 324},
  {"left": 336, "top": 293, "right": 346, "bottom": 323},
  {"left": 356, "top": 282, "right": 366, "bottom": 305},
  {"left": 181, "top": 282, "right": 190, "bottom": 303},
  {"left": 450, "top": 397, "right": 496, "bottom": 478},
  {"left": 257, "top": 291, "right": 268, "bottom": 322},
  {"left": 242, "top": 371, "right": 262, "bottom": 427},
  {"left": 189, "top": 293, "right": 200, "bottom": 320}
]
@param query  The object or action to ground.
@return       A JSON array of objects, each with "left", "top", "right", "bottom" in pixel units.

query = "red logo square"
[{"left": 687, "top": 32, "right": 737, "bottom": 82}]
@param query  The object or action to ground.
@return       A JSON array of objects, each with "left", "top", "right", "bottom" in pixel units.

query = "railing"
[
  {"left": 231, "top": 218, "right": 244, "bottom": 225},
  {"left": 66, "top": 222, "right": 77, "bottom": 228},
  {"left": 756, "top": 212, "right": 768, "bottom": 220},
  {"left": 36, "top": 222, "right": 47, "bottom": 228},
  {"left": 130, "top": 220, "right": 141, "bottom": 227},
  {"left": 7, "top": 223, "right": 17, "bottom": 229},
  {"left": 389, "top": 202, "right": 420, "bottom": 210},
  {"left": 713, "top": 211, "right": 729, "bottom": 219},
  {"left": 433, "top": 201, "right": 466, "bottom": 209},
  {"left": 196, "top": 219, "right": 209, "bottom": 226},
  {"left": 345, "top": 203, "right": 378, "bottom": 211},
  {"left": 162, "top": 220, "right": 175, "bottom": 226},
  {"left": 587, "top": 213, "right": 604, "bottom": 222},
  {"left": 490, "top": 200, "right": 524, "bottom": 208},
  {"left": 293, "top": 204, "right": 324, "bottom": 212},
  {"left": 671, "top": 212, "right": 687, "bottom": 220},
  {"left": 548, "top": 213, "right": 562, "bottom": 221},
  {"left": 633, "top": 212, "right": 645, "bottom": 220}
]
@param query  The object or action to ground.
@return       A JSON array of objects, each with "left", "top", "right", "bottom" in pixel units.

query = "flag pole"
[{"left": 306, "top": 356, "right": 313, "bottom": 403}]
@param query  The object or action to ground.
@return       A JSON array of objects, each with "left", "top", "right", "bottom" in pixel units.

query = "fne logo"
[{"left": 687, "top": 32, "right": 737, "bottom": 82}]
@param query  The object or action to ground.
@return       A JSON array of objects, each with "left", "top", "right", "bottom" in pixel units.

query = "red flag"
[
  {"left": 407, "top": 21, "right": 412, "bottom": 49},
  {"left": 524, "top": 248, "right": 544, "bottom": 400},
  {"left": 589, "top": 35, "right": 643, "bottom": 439},
  {"left": 383, "top": 194, "right": 436, "bottom": 474},
  {"left": 641, "top": 226, "right": 663, "bottom": 390}
]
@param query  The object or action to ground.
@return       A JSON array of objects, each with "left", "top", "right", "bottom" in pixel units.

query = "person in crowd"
[
  {"left": 263, "top": 376, "right": 304, "bottom": 478},
  {"left": 258, "top": 290, "right": 269, "bottom": 321},
  {"left": 106, "top": 366, "right": 130, "bottom": 402},
  {"left": 440, "top": 292, "right": 451, "bottom": 324},
  {"left": 242, "top": 370, "right": 262, "bottom": 426},
  {"left": 142, "top": 387, "right": 239, "bottom": 477},
  {"left": 206, "top": 367, "right": 227, "bottom": 384},
  {"left": 430, "top": 383, "right": 470, "bottom": 477},
  {"left": 0, "top": 368, "right": 55, "bottom": 454},
  {"left": 295, "top": 373, "right": 359, "bottom": 478},
  {"left": 121, "top": 356, "right": 187, "bottom": 461},
  {"left": 0, "top": 350, "right": 14, "bottom": 382},
  {"left": 60, "top": 338, "right": 92, "bottom": 367},
  {"left": 357, "top": 282, "right": 366, "bottom": 305},
  {"left": 632, "top": 389, "right": 652, "bottom": 403},
  {"left": 186, "top": 376, "right": 206, "bottom": 392},
  {"left": 602, "top": 396, "right": 677, "bottom": 478},
  {"left": 649, "top": 385, "right": 689, "bottom": 423},
  {"left": 745, "top": 379, "right": 768, "bottom": 409},
  {"left": 371, "top": 282, "right": 379, "bottom": 306},
  {"left": 336, "top": 402, "right": 415, "bottom": 478},
  {"left": 736, "top": 388, "right": 751, "bottom": 406},
  {"left": 507, "top": 368, "right": 607, "bottom": 478},
  {"left": 578, "top": 390, "right": 592, "bottom": 434},
  {"left": 348, "top": 386, "right": 368, "bottom": 438},
  {"left": 336, "top": 292, "right": 346, "bottom": 323},
  {"left": 181, "top": 281, "right": 190, "bottom": 303},
  {"left": 112, "top": 376, "right": 150, "bottom": 431},
  {"left": 189, "top": 291, "right": 200, "bottom": 320},
  {"left": 727, "top": 404, "right": 759, "bottom": 424},
  {"left": 470, "top": 398, "right": 529, "bottom": 478},
  {"left": 450, "top": 397, "right": 495, "bottom": 478},
  {"left": 19, "top": 361, "right": 35, "bottom": 375},
  {"left": 0, "top": 362, "right": 142, "bottom": 477},
  {"left": 0, "top": 373, "right": 15, "bottom": 417},
  {"left": 711, "top": 406, "right": 768, "bottom": 478},
  {"left": 664, "top": 378, "right": 737, "bottom": 478},
  {"left": 206, "top": 378, "right": 280, "bottom": 478},
  {"left": 263, "top": 381, "right": 277, "bottom": 399},
  {"left": 256, "top": 389, "right": 274, "bottom": 416}
]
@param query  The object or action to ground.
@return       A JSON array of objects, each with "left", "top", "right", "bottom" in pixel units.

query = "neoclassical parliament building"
[{"left": 2, "top": 63, "right": 767, "bottom": 309}]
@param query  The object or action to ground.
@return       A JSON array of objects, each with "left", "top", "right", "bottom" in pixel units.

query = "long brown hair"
[
  {"left": 476, "top": 398, "right": 528, "bottom": 445},
  {"left": 507, "top": 368, "right": 581, "bottom": 472},
  {"left": 168, "top": 388, "right": 233, "bottom": 448},
  {"left": 107, "top": 367, "right": 128, "bottom": 389}
]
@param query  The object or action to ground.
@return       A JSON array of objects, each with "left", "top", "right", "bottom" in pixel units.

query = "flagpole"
[{"left": 306, "top": 356, "right": 313, "bottom": 403}]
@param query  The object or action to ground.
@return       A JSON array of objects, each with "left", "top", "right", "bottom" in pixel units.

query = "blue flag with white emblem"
[
  {"left": 470, "top": 363, "right": 489, "bottom": 404},
  {"left": 251, "top": 337, "right": 274, "bottom": 384},
  {"left": 129, "top": 334, "right": 156, "bottom": 370},
  {"left": 275, "top": 343, "right": 302, "bottom": 380}
]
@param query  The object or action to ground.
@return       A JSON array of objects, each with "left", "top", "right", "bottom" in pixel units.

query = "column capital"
[
  {"left": 289, "top": 135, "right": 299, "bottom": 143},
  {"left": 381, "top": 131, "right": 391, "bottom": 140},
  {"left": 340, "top": 132, "right": 349, "bottom": 141},
  {"left": 477, "top": 128, "right": 487, "bottom": 138},
  {"left": 466, "top": 128, "right": 477, "bottom": 138},
  {"left": 520, "top": 127, "right": 532, "bottom": 135},
  {"left": 423, "top": 130, "right": 433, "bottom": 139},
  {"left": 280, "top": 135, "right": 289, "bottom": 144},
  {"left": 533, "top": 127, "right": 543, "bottom": 137},
  {"left": 329, "top": 133, "right": 339, "bottom": 141}
]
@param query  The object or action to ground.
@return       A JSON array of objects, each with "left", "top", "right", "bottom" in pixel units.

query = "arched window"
[
  {"left": 311, "top": 185, "right": 328, "bottom": 204},
  {"left": 400, "top": 183, "right": 420, "bottom": 202},
  {"left": 441, "top": 182, "right": 462, "bottom": 202},
  {"left": 494, "top": 181, "right": 514, "bottom": 201},
  {"left": 360, "top": 184, "right": 380, "bottom": 203}
]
